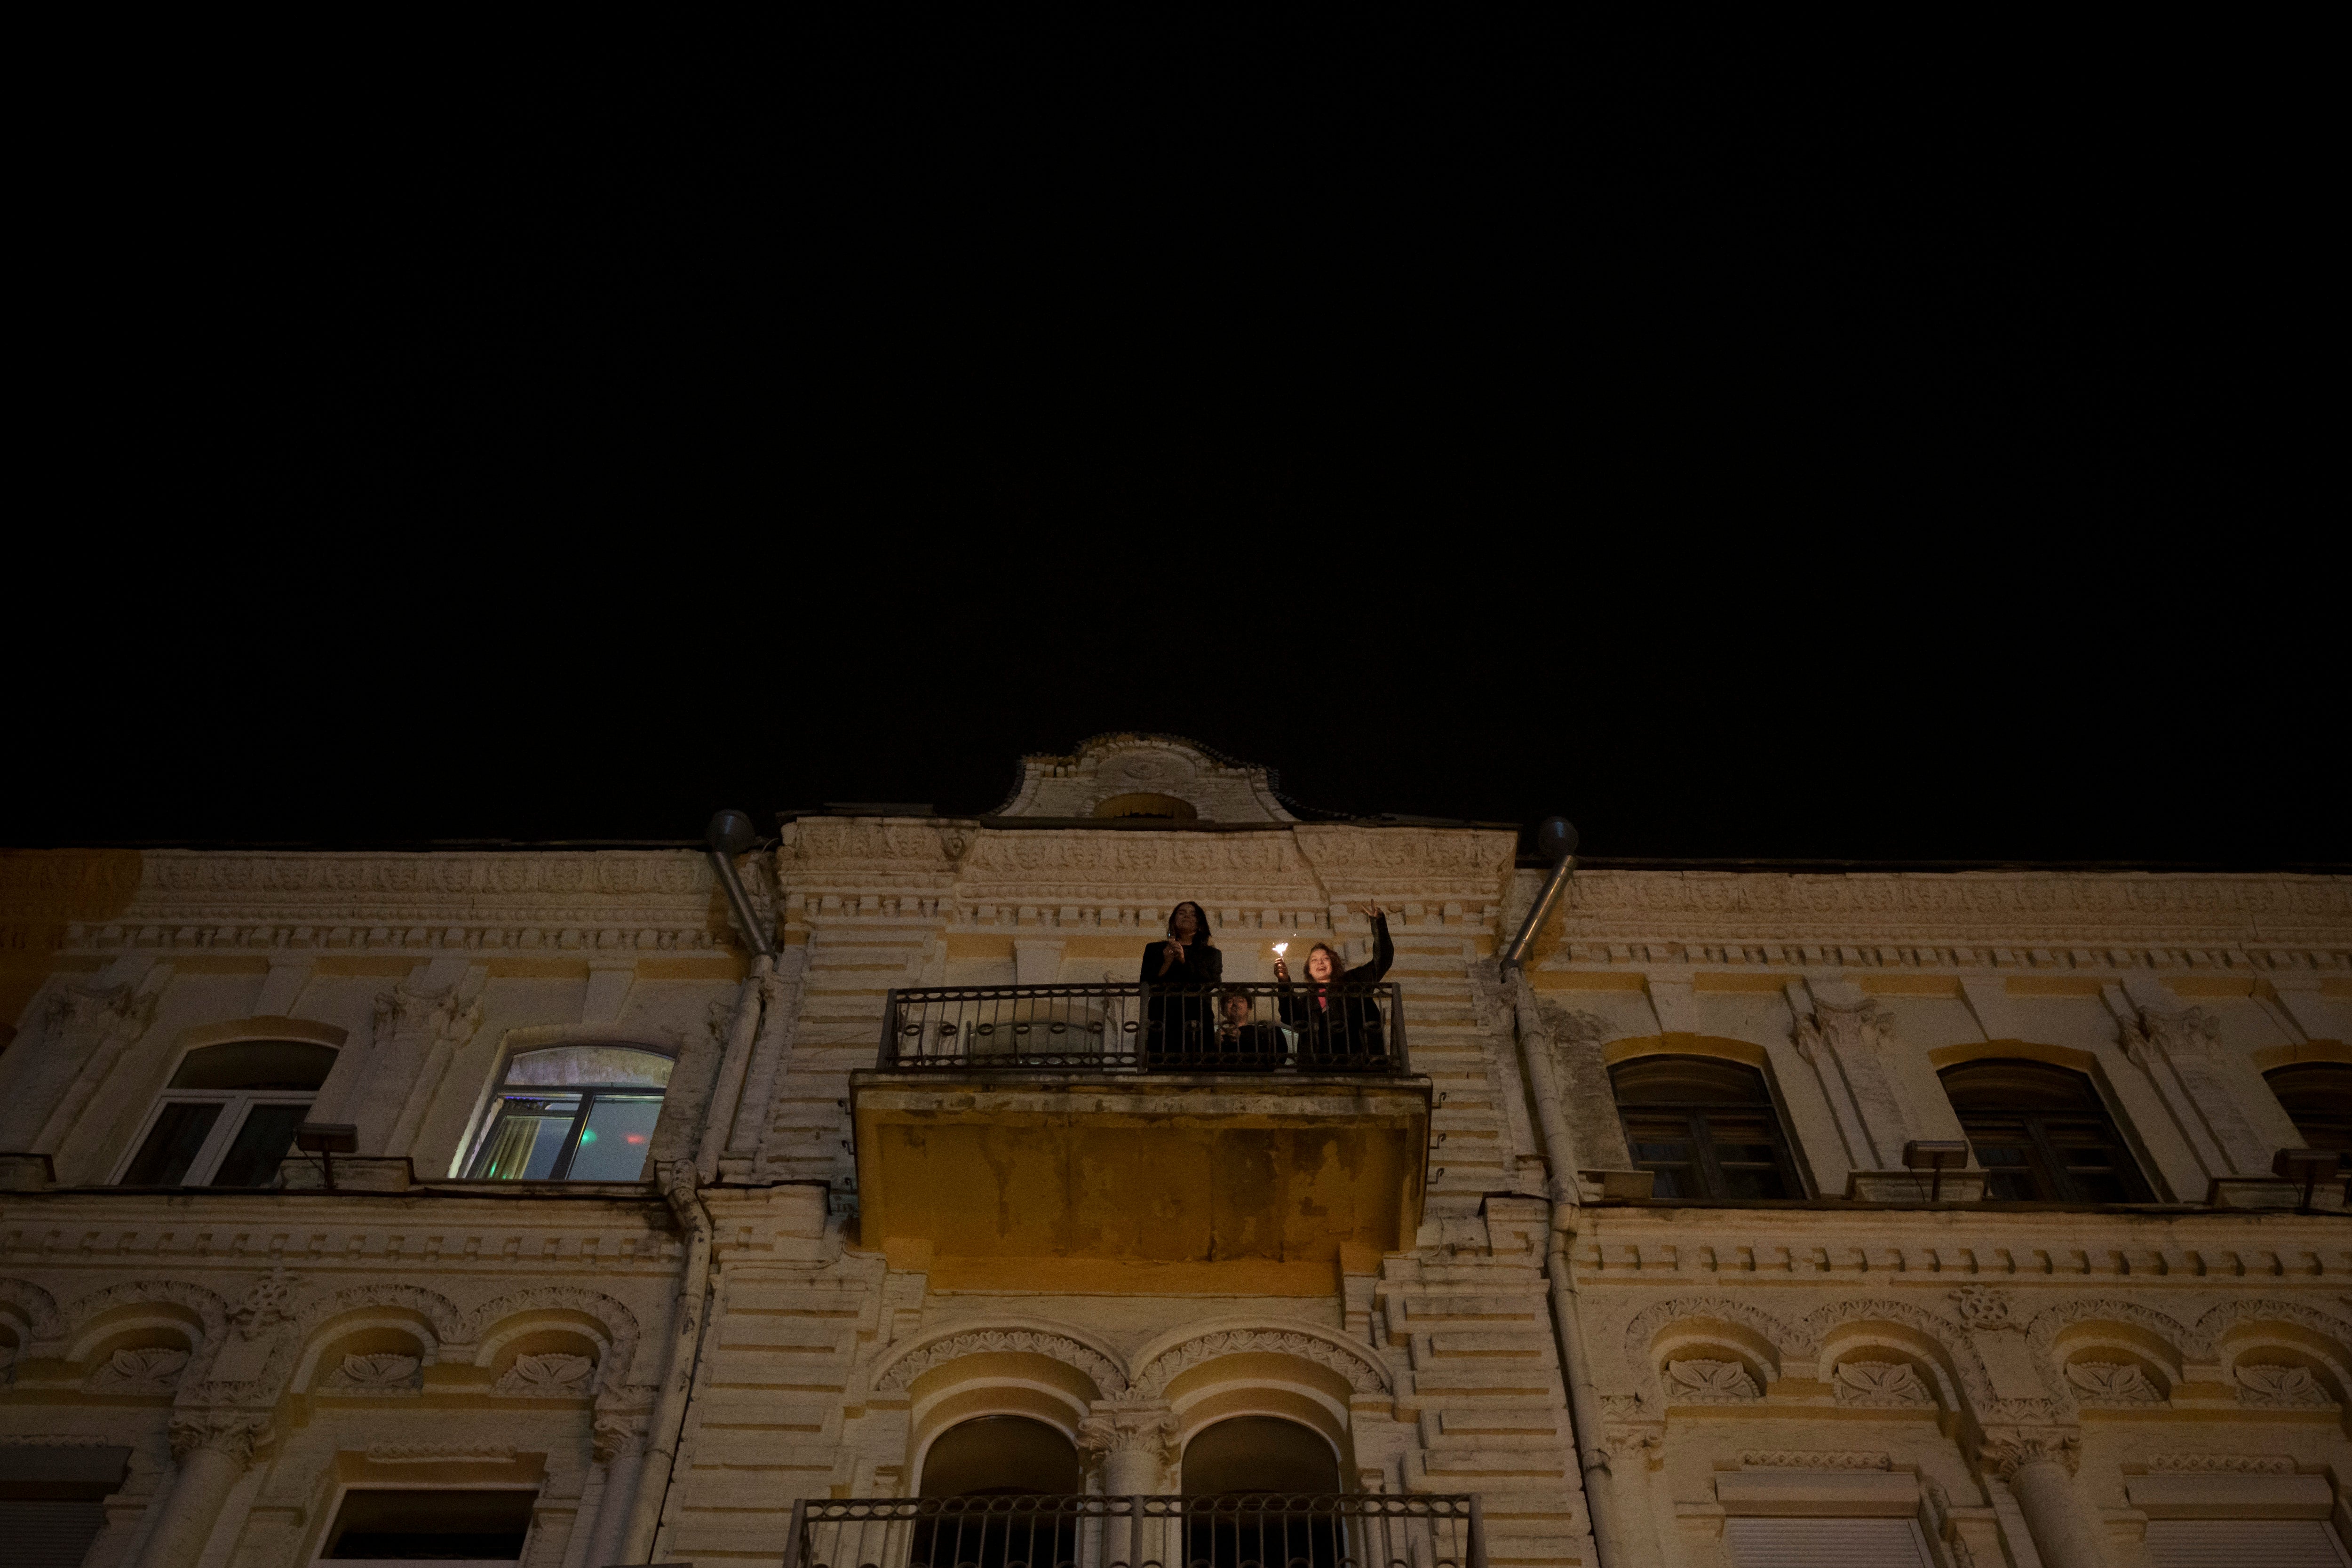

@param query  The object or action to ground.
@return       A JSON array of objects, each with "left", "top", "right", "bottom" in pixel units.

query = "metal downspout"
[
  {"left": 618, "top": 1159, "right": 715, "bottom": 1562},
  {"left": 609, "top": 809, "right": 764, "bottom": 1559},
  {"left": 1500, "top": 820, "right": 1623, "bottom": 1568}
]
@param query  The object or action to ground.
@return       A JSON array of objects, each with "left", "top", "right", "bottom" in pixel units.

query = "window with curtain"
[
  {"left": 463, "top": 1046, "right": 673, "bottom": 1181},
  {"left": 2265, "top": 1063, "right": 2352, "bottom": 1154},
  {"left": 1610, "top": 1055, "right": 1804, "bottom": 1200},
  {"left": 1939, "top": 1058, "right": 2152, "bottom": 1202},
  {"left": 115, "top": 1040, "right": 337, "bottom": 1188}
]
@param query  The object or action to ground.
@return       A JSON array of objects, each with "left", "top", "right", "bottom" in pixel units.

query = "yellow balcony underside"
[{"left": 850, "top": 1073, "right": 1430, "bottom": 1295}]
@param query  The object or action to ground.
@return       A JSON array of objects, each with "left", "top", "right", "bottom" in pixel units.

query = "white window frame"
[{"left": 110, "top": 1088, "right": 318, "bottom": 1188}]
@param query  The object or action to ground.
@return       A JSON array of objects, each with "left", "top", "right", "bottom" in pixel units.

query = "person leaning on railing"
[
  {"left": 1273, "top": 902, "right": 1394, "bottom": 1070},
  {"left": 1142, "top": 899, "right": 1221, "bottom": 1068}
]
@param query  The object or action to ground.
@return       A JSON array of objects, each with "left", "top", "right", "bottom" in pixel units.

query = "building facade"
[{"left": 1, "top": 732, "right": 2347, "bottom": 1568}]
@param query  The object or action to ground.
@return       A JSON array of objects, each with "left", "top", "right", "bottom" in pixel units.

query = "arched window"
[
  {"left": 463, "top": 1046, "right": 673, "bottom": 1181},
  {"left": 2266, "top": 1064, "right": 2352, "bottom": 1154},
  {"left": 1610, "top": 1056, "right": 1803, "bottom": 1201},
  {"left": 920, "top": 1416, "right": 1081, "bottom": 1496},
  {"left": 914, "top": 1417, "right": 1080, "bottom": 1568},
  {"left": 115, "top": 1040, "right": 337, "bottom": 1188},
  {"left": 1940, "top": 1058, "right": 2152, "bottom": 1203},
  {"left": 1183, "top": 1417, "right": 1343, "bottom": 1568}
]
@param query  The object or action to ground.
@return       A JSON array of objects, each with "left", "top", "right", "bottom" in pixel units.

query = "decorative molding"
[
  {"left": 2064, "top": 1361, "right": 2161, "bottom": 1405},
  {"left": 0, "top": 1278, "right": 64, "bottom": 1341},
  {"left": 375, "top": 974, "right": 484, "bottom": 1050},
  {"left": 323, "top": 1353, "right": 420, "bottom": 1393},
  {"left": 2193, "top": 1297, "right": 2352, "bottom": 1359},
  {"left": 40, "top": 981, "right": 158, "bottom": 1051},
  {"left": 1076, "top": 1402, "right": 1181, "bottom": 1464},
  {"left": 1128, "top": 1329, "right": 1388, "bottom": 1398},
  {"left": 1739, "top": 1451, "right": 1893, "bottom": 1470},
  {"left": 168, "top": 1413, "right": 270, "bottom": 1468},
  {"left": 2235, "top": 1364, "right": 2334, "bottom": 1409},
  {"left": 1833, "top": 1361, "right": 1934, "bottom": 1408},
  {"left": 1664, "top": 1359, "right": 1759, "bottom": 1402},
  {"left": 2123, "top": 1004, "right": 2222, "bottom": 1067},
  {"left": 86, "top": 1346, "right": 189, "bottom": 1394},
  {"left": 2145, "top": 1454, "right": 2297, "bottom": 1474},
  {"left": 1549, "top": 868, "right": 2352, "bottom": 947},
  {"left": 1793, "top": 997, "right": 1898, "bottom": 1062},
  {"left": 1979, "top": 1432, "right": 2080, "bottom": 1480},
  {"left": 48, "top": 1280, "right": 230, "bottom": 1368},
  {"left": 1796, "top": 1298, "right": 2042, "bottom": 1423},
  {"left": 365, "top": 1442, "right": 521, "bottom": 1465},
  {"left": 2023, "top": 1297, "right": 2197, "bottom": 1366},
  {"left": 457, "top": 1286, "right": 642, "bottom": 1355},
  {"left": 875, "top": 1329, "right": 1126, "bottom": 1397},
  {"left": 495, "top": 1353, "right": 596, "bottom": 1397},
  {"left": 1949, "top": 1286, "right": 2021, "bottom": 1334},
  {"left": 1600, "top": 1393, "right": 1645, "bottom": 1421},
  {"left": 232, "top": 1268, "right": 302, "bottom": 1341},
  {"left": 592, "top": 1417, "right": 647, "bottom": 1465}
]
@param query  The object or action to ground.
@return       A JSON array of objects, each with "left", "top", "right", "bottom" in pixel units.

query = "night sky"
[{"left": 18, "top": 44, "right": 2334, "bottom": 866}]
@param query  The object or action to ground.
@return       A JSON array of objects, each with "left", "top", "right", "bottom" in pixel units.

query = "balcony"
[
  {"left": 787, "top": 1492, "right": 1486, "bottom": 1568},
  {"left": 850, "top": 985, "right": 1431, "bottom": 1292}
]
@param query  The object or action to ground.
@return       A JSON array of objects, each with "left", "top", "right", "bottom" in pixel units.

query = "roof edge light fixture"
[
  {"left": 2273, "top": 1146, "right": 2342, "bottom": 1214},
  {"left": 706, "top": 808, "right": 777, "bottom": 961},
  {"left": 1501, "top": 816, "right": 1579, "bottom": 972}
]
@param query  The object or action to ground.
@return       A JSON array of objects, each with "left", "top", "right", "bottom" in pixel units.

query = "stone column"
[
  {"left": 135, "top": 1414, "right": 269, "bottom": 1568},
  {"left": 1079, "top": 1401, "right": 1181, "bottom": 1565},
  {"left": 584, "top": 1414, "right": 649, "bottom": 1568},
  {"left": 1983, "top": 1433, "right": 2102, "bottom": 1568}
]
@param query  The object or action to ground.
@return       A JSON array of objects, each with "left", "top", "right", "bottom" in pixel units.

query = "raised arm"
[{"left": 1349, "top": 905, "right": 1395, "bottom": 983}]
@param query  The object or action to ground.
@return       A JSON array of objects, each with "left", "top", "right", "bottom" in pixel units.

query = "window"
[
  {"left": 116, "top": 1040, "right": 337, "bottom": 1188},
  {"left": 2266, "top": 1064, "right": 2352, "bottom": 1154},
  {"left": 2144, "top": 1519, "right": 2350, "bottom": 1566},
  {"left": 913, "top": 1417, "right": 1080, "bottom": 1568},
  {"left": 1724, "top": 1518, "right": 1934, "bottom": 1566},
  {"left": 318, "top": 1488, "right": 535, "bottom": 1562},
  {"left": 1940, "top": 1058, "right": 2152, "bottom": 1203},
  {"left": 1611, "top": 1056, "right": 1804, "bottom": 1201},
  {"left": 1182, "top": 1417, "right": 1344, "bottom": 1568},
  {"left": 463, "top": 1046, "right": 672, "bottom": 1181},
  {"left": 0, "top": 1443, "right": 130, "bottom": 1568}
]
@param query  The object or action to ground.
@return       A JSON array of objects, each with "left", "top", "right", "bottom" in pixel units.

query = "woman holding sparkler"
[{"left": 1273, "top": 902, "right": 1395, "bottom": 1070}]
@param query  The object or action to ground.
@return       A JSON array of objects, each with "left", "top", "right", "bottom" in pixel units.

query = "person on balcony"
[
  {"left": 1213, "top": 987, "right": 1285, "bottom": 1072},
  {"left": 1142, "top": 900, "right": 1221, "bottom": 1069},
  {"left": 1273, "top": 902, "right": 1394, "bottom": 1070}
]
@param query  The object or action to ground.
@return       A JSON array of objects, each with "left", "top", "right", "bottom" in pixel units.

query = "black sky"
[{"left": 14, "top": 36, "right": 2338, "bottom": 865}]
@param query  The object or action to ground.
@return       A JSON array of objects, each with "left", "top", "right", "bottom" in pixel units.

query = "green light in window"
[{"left": 579, "top": 1129, "right": 597, "bottom": 1144}]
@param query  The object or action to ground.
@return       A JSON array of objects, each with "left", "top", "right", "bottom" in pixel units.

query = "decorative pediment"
[{"left": 995, "top": 735, "right": 1294, "bottom": 824}]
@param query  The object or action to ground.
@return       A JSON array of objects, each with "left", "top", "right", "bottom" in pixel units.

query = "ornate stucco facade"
[{"left": 1, "top": 734, "right": 2348, "bottom": 1568}]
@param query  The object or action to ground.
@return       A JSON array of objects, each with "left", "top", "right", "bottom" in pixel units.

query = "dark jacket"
[
  {"left": 1140, "top": 938, "right": 1222, "bottom": 1068},
  {"left": 1279, "top": 913, "right": 1395, "bottom": 1069}
]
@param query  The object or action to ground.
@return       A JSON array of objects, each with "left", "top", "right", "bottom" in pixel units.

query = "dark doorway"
[
  {"left": 1181, "top": 1416, "right": 1343, "bottom": 1568},
  {"left": 913, "top": 1416, "right": 1081, "bottom": 1568}
]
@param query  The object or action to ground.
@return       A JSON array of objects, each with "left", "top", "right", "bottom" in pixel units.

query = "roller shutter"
[
  {"left": 0, "top": 1498, "right": 110, "bottom": 1568},
  {"left": 2145, "top": 1519, "right": 2351, "bottom": 1567},
  {"left": 1725, "top": 1517, "right": 1933, "bottom": 1567}
]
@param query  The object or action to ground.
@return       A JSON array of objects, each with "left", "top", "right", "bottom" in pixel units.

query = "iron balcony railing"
[
  {"left": 876, "top": 982, "right": 1410, "bottom": 1075},
  {"left": 785, "top": 1493, "right": 1484, "bottom": 1568}
]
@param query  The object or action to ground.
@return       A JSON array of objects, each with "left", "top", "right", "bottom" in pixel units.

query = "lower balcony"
[
  {"left": 850, "top": 985, "right": 1430, "bottom": 1293},
  {"left": 787, "top": 1492, "right": 1486, "bottom": 1568}
]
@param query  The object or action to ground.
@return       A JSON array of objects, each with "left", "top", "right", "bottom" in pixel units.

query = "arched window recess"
[
  {"left": 1940, "top": 1058, "right": 2152, "bottom": 1203},
  {"left": 113, "top": 1039, "right": 338, "bottom": 1188},
  {"left": 462, "top": 1044, "right": 674, "bottom": 1181},
  {"left": 1609, "top": 1054, "right": 1805, "bottom": 1201}
]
